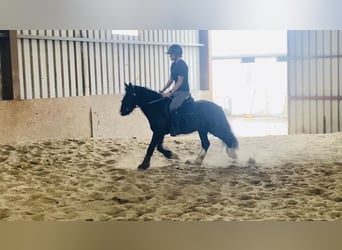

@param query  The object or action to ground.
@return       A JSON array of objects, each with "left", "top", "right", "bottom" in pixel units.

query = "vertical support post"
[
  {"left": 287, "top": 30, "right": 292, "bottom": 134},
  {"left": 9, "top": 30, "right": 20, "bottom": 99},
  {"left": 0, "top": 30, "right": 20, "bottom": 100},
  {"left": 0, "top": 31, "right": 7, "bottom": 100},
  {"left": 199, "top": 30, "right": 212, "bottom": 99}
]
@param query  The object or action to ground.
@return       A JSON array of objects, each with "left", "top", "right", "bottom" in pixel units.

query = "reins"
[
  {"left": 147, "top": 97, "right": 168, "bottom": 105},
  {"left": 137, "top": 97, "right": 168, "bottom": 109}
]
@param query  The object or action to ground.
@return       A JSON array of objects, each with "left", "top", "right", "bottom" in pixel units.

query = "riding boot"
[{"left": 170, "top": 110, "right": 181, "bottom": 136}]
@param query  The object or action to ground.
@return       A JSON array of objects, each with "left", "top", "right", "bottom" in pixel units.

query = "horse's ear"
[{"left": 124, "top": 82, "right": 133, "bottom": 91}]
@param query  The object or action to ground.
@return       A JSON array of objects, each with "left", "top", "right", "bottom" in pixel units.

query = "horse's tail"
[
  {"left": 208, "top": 103, "right": 239, "bottom": 149},
  {"left": 220, "top": 123, "right": 239, "bottom": 149},
  {"left": 224, "top": 129, "right": 239, "bottom": 149}
]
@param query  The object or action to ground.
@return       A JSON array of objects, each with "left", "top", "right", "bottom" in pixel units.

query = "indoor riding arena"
[{"left": 0, "top": 30, "right": 341, "bottom": 221}]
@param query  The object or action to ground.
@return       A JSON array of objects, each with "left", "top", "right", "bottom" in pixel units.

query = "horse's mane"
[{"left": 133, "top": 85, "right": 163, "bottom": 102}]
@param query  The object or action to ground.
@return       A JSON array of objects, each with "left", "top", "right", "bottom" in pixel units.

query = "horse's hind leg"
[
  {"left": 157, "top": 135, "right": 178, "bottom": 159},
  {"left": 194, "top": 131, "right": 210, "bottom": 165},
  {"left": 138, "top": 132, "right": 163, "bottom": 170}
]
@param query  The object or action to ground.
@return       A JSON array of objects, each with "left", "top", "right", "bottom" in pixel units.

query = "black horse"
[{"left": 120, "top": 83, "right": 238, "bottom": 170}]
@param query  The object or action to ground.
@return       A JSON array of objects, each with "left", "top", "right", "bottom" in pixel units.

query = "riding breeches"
[{"left": 169, "top": 91, "right": 190, "bottom": 112}]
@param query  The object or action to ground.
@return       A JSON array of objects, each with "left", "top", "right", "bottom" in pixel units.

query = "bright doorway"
[{"left": 211, "top": 30, "right": 288, "bottom": 136}]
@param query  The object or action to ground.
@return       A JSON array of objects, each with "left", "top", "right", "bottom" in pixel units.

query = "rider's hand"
[{"left": 162, "top": 91, "right": 172, "bottom": 98}]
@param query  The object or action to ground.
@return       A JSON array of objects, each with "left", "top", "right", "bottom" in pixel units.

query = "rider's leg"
[
  {"left": 170, "top": 108, "right": 180, "bottom": 136},
  {"left": 169, "top": 91, "right": 188, "bottom": 136}
]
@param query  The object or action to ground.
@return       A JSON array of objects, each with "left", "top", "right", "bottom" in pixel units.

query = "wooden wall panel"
[
  {"left": 316, "top": 31, "right": 325, "bottom": 133},
  {"left": 331, "top": 31, "right": 339, "bottom": 133},
  {"left": 16, "top": 30, "right": 202, "bottom": 99},
  {"left": 287, "top": 31, "right": 297, "bottom": 134},
  {"left": 309, "top": 31, "right": 318, "bottom": 133},
  {"left": 46, "top": 30, "right": 56, "bottom": 98},
  {"left": 288, "top": 30, "right": 342, "bottom": 134},
  {"left": 67, "top": 30, "right": 77, "bottom": 97}
]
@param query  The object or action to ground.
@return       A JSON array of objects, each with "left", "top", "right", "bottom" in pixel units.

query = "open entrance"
[{"left": 211, "top": 30, "right": 288, "bottom": 136}]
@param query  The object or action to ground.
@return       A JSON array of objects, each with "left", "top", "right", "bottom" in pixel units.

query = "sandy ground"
[{"left": 0, "top": 132, "right": 341, "bottom": 221}]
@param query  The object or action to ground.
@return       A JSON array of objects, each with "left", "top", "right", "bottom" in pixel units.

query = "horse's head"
[{"left": 120, "top": 83, "right": 138, "bottom": 116}]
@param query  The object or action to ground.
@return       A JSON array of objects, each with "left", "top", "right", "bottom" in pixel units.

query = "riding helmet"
[{"left": 166, "top": 44, "right": 183, "bottom": 56}]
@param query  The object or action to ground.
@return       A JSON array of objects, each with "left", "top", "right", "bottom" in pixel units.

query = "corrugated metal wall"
[
  {"left": 16, "top": 30, "right": 201, "bottom": 99},
  {"left": 288, "top": 30, "right": 342, "bottom": 134}
]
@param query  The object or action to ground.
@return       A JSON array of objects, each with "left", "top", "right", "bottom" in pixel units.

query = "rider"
[{"left": 160, "top": 44, "right": 191, "bottom": 136}]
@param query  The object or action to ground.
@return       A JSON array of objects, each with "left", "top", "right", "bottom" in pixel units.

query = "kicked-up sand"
[{"left": 0, "top": 132, "right": 341, "bottom": 221}]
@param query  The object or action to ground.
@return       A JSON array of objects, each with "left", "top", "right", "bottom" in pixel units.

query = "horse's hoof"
[
  {"left": 137, "top": 164, "right": 149, "bottom": 170},
  {"left": 185, "top": 159, "right": 202, "bottom": 165},
  {"left": 194, "top": 160, "right": 203, "bottom": 165},
  {"left": 227, "top": 148, "right": 238, "bottom": 160},
  {"left": 171, "top": 153, "right": 179, "bottom": 159}
]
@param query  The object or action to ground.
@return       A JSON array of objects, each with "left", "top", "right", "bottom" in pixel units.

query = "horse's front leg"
[{"left": 138, "top": 132, "right": 163, "bottom": 170}]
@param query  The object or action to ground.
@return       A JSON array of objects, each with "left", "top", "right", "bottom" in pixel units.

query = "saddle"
[
  {"left": 163, "top": 95, "right": 194, "bottom": 116},
  {"left": 163, "top": 95, "right": 196, "bottom": 133},
  {"left": 179, "top": 95, "right": 195, "bottom": 114}
]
